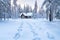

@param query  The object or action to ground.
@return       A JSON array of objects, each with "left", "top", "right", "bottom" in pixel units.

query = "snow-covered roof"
[
  {"left": 26, "top": 13, "right": 32, "bottom": 16},
  {"left": 20, "top": 13, "right": 33, "bottom": 16},
  {"left": 20, "top": 13, "right": 25, "bottom": 16}
]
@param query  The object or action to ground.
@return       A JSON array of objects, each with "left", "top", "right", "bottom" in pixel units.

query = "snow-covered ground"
[{"left": 0, "top": 18, "right": 60, "bottom": 40}]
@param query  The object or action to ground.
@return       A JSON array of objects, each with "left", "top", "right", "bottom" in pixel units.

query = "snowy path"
[{"left": 0, "top": 19, "right": 60, "bottom": 40}]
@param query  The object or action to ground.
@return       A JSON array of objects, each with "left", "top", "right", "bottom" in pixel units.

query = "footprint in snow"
[
  {"left": 13, "top": 32, "right": 20, "bottom": 40},
  {"left": 33, "top": 37, "right": 41, "bottom": 40},
  {"left": 47, "top": 32, "right": 55, "bottom": 39}
]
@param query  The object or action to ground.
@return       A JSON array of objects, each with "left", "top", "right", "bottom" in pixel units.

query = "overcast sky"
[
  {"left": 11, "top": 0, "right": 45, "bottom": 9},
  {"left": 17, "top": 0, "right": 44, "bottom": 8}
]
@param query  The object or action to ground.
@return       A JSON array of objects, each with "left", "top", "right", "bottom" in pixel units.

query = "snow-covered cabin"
[{"left": 20, "top": 13, "right": 33, "bottom": 18}]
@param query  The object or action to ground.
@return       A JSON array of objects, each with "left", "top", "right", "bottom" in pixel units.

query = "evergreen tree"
[
  {"left": 56, "top": 10, "right": 60, "bottom": 19},
  {"left": 0, "top": 0, "right": 11, "bottom": 20},
  {"left": 41, "top": 0, "right": 60, "bottom": 21},
  {"left": 33, "top": 0, "right": 38, "bottom": 18},
  {"left": 18, "top": 5, "right": 22, "bottom": 13},
  {"left": 24, "top": 5, "right": 30, "bottom": 13},
  {"left": 33, "top": 0, "right": 37, "bottom": 13}
]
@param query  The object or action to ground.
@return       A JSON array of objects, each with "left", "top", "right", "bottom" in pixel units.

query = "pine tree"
[
  {"left": 34, "top": 0, "right": 37, "bottom": 13},
  {"left": 33, "top": 0, "right": 38, "bottom": 18},
  {"left": 24, "top": 5, "right": 30, "bottom": 13},
  {"left": 41, "top": 0, "right": 60, "bottom": 21}
]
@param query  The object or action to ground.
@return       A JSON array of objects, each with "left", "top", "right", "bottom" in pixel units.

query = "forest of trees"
[
  {"left": 0, "top": 0, "right": 60, "bottom": 21},
  {"left": 41, "top": 0, "right": 60, "bottom": 21},
  {"left": 0, "top": 0, "right": 11, "bottom": 20}
]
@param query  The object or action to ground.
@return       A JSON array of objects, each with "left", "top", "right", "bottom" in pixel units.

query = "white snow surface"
[{"left": 0, "top": 18, "right": 60, "bottom": 40}]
